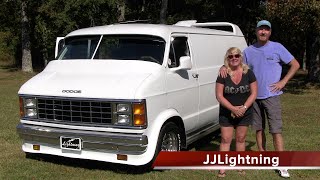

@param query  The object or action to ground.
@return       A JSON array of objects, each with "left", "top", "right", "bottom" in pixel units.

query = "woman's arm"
[
  {"left": 232, "top": 81, "right": 257, "bottom": 116},
  {"left": 216, "top": 82, "right": 243, "bottom": 117}
]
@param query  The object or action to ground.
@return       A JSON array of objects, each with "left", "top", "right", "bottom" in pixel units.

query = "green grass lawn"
[{"left": 0, "top": 66, "right": 319, "bottom": 179}]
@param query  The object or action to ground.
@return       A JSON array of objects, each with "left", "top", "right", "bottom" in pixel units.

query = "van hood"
[{"left": 19, "top": 60, "right": 162, "bottom": 99}]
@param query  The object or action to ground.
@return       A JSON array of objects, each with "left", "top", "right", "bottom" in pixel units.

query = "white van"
[{"left": 17, "top": 20, "right": 247, "bottom": 167}]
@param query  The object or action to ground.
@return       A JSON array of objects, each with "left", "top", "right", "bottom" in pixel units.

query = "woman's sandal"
[
  {"left": 217, "top": 171, "right": 226, "bottom": 178},
  {"left": 238, "top": 170, "right": 246, "bottom": 176}
]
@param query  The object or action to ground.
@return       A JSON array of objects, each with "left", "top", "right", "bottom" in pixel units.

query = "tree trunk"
[
  {"left": 141, "top": 0, "right": 145, "bottom": 12},
  {"left": 306, "top": 32, "right": 320, "bottom": 82},
  {"left": 43, "top": 46, "right": 49, "bottom": 66},
  {"left": 303, "top": 48, "right": 307, "bottom": 71},
  {"left": 117, "top": 1, "right": 126, "bottom": 22},
  {"left": 160, "top": 0, "right": 168, "bottom": 24},
  {"left": 21, "top": 0, "right": 33, "bottom": 73}
]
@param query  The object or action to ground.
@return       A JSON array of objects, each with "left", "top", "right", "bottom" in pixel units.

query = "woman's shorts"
[{"left": 219, "top": 114, "right": 252, "bottom": 127}]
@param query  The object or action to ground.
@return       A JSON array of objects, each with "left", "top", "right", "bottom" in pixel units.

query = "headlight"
[
  {"left": 26, "top": 108, "right": 37, "bottom": 118},
  {"left": 117, "top": 104, "right": 131, "bottom": 113},
  {"left": 19, "top": 97, "right": 38, "bottom": 118},
  {"left": 25, "top": 98, "right": 37, "bottom": 108},
  {"left": 116, "top": 114, "right": 131, "bottom": 125},
  {"left": 113, "top": 102, "right": 147, "bottom": 127},
  {"left": 114, "top": 103, "right": 132, "bottom": 125}
]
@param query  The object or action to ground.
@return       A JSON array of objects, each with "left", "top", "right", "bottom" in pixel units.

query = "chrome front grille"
[{"left": 37, "top": 98, "right": 112, "bottom": 125}]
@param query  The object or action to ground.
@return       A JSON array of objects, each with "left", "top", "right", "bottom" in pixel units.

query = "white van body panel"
[
  {"left": 165, "top": 33, "right": 199, "bottom": 133},
  {"left": 66, "top": 24, "right": 237, "bottom": 40},
  {"left": 19, "top": 60, "right": 161, "bottom": 99},
  {"left": 188, "top": 34, "right": 247, "bottom": 129},
  {"left": 17, "top": 21, "right": 248, "bottom": 166},
  {"left": 20, "top": 108, "right": 180, "bottom": 166}
]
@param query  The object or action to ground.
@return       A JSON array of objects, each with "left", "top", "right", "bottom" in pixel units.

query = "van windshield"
[
  {"left": 57, "top": 36, "right": 100, "bottom": 60},
  {"left": 57, "top": 35, "right": 165, "bottom": 65}
]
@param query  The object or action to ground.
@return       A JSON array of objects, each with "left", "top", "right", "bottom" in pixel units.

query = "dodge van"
[{"left": 17, "top": 20, "right": 247, "bottom": 167}]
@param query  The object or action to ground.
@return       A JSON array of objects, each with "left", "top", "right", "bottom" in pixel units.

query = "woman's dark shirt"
[{"left": 216, "top": 69, "right": 256, "bottom": 122}]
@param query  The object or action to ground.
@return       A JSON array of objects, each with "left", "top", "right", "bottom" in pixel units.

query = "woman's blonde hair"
[{"left": 224, "top": 47, "right": 249, "bottom": 75}]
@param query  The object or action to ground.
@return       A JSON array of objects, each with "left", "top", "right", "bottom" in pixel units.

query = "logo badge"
[{"left": 62, "top": 90, "right": 81, "bottom": 93}]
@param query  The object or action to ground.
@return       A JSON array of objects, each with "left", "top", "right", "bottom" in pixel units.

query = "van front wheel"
[{"left": 158, "top": 122, "right": 182, "bottom": 151}]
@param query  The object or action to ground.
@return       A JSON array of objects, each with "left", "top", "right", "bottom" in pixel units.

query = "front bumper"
[{"left": 17, "top": 123, "right": 148, "bottom": 155}]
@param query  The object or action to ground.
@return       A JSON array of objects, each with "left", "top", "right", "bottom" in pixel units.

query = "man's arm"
[
  {"left": 218, "top": 65, "right": 228, "bottom": 78},
  {"left": 270, "top": 58, "right": 300, "bottom": 92}
]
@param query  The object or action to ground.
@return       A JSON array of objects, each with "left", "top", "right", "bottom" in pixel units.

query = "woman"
[{"left": 215, "top": 47, "right": 257, "bottom": 177}]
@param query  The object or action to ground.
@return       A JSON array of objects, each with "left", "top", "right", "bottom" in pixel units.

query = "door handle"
[{"left": 192, "top": 73, "right": 199, "bottom": 78}]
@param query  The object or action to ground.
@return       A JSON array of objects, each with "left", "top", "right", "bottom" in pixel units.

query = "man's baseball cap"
[{"left": 257, "top": 20, "right": 271, "bottom": 28}]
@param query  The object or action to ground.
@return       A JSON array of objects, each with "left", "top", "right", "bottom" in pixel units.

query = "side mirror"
[
  {"left": 171, "top": 56, "right": 192, "bottom": 71},
  {"left": 179, "top": 56, "right": 192, "bottom": 70}
]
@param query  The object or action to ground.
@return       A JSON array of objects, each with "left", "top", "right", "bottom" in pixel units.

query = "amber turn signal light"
[
  {"left": 33, "top": 144, "right": 40, "bottom": 151},
  {"left": 133, "top": 103, "right": 146, "bottom": 126},
  {"left": 117, "top": 154, "right": 127, "bottom": 161},
  {"left": 19, "top": 97, "right": 24, "bottom": 118}
]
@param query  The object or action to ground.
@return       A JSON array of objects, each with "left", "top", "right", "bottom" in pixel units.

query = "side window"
[{"left": 168, "top": 37, "right": 190, "bottom": 68}]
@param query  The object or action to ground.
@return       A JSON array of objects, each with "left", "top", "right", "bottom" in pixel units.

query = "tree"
[
  {"left": 126, "top": 0, "right": 161, "bottom": 23},
  {"left": 34, "top": 0, "right": 118, "bottom": 64},
  {"left": 266, "top": 0, "right": 320, "bottom": 82},
  {"left": 160, "top": 0, "right": 168, "bottom": 24},
  {"left": 3, "top": 0, "right": 320, "bottom": 79},
  {"left": 0, "top": 0, "right": 20, "bottom": 66},
  {"left": 306, "top": 30, "right": 320, "bottom": 82},
  {"left": 21, "top": 0, "right": 33, "bottom": 72},
  {"left": 117, "top": 0, "right": 126, "bottom": 22}
]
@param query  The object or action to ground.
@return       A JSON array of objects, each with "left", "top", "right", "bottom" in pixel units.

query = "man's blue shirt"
[{"left": 243, "top": 41, "right": 294, "bottom": 99}]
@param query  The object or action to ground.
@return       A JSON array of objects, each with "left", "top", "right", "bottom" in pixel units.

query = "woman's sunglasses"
[{"left": 228, "top": 54, "right": 240, "bottom": 59}]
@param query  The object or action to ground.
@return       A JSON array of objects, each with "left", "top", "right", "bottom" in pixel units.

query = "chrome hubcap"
[{"left": 161, "top": 131, "right": 179, "bottom": 151}]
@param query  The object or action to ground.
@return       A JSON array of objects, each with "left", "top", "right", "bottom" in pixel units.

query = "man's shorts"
[{"left": 252, "top": 95, "right": 282, "bottom": 134}]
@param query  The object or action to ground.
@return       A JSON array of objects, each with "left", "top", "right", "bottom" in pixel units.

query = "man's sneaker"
[{"left": 278, "top": 169, "right": 290, "bottom": 178}]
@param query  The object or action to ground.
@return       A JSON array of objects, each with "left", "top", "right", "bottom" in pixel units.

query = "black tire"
[
  {"left": 25, "top": 152, "right": 36, "bottom": 159},
  {"left": 134, "top": 122, "right": 182, "bottom": 173},
  {"left": 155, "top": 122, "right": 182, "bottom": 164},
  {"left": 157, "top": 122, "right": 182, "bottom": 152}
]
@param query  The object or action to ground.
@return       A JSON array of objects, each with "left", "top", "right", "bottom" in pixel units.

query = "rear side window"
[{"left": 168, "top": 37, "right": 190, "bottom": 68}]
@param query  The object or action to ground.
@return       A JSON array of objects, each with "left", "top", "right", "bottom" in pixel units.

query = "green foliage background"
[{"left": 0, "top": 0, "right": 319, "bottom": 80}]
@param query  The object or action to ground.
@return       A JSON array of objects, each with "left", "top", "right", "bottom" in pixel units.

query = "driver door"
[{"left": 165, "top": 34, "right": 199, "bottom": 134}]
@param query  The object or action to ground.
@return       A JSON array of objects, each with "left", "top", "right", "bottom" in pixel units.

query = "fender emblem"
[{"left": 62, "top": 90, "right": 82, "bottom": 93}]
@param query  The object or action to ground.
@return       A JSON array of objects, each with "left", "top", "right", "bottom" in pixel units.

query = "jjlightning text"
[{"left": 203, "top": 154, "right": 279, "bottom": 167}]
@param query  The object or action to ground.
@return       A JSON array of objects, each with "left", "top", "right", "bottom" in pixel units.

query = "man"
[{"left": 220, "top": 20, "right": 300, "bottom": 178}]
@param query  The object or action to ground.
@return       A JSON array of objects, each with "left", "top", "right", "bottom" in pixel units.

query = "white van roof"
[
  {"left": 66, "top": 20, "right": 244, "bottom": 39},
  {"left": 175, "top": 20, "right": 243, "bottom": 36}
]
